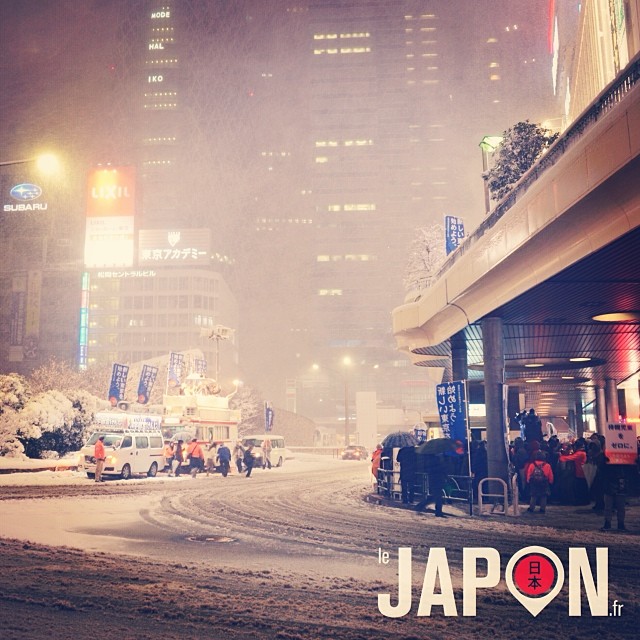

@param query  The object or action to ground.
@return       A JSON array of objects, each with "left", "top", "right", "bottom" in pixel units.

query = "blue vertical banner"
[
  {"left": 445, "top": 216, "right": 465, "bottom": 255},
  {"left": 168, "top": 352, "right": 184, "bottom": 389},
  {"left": 137, "top": 364, "right": 158, "bottom": 404},
  {"left": 194, "top": 357, "right": 207, "bottom": 375},
  {"left": 436, "top": 380, "right": 468, "bottom": 442},
  {"left": 108, "top": 363, "right": 129, "bottom": 407},
  {"left": 265, "top": 402, "right": 274, "bottom": 433}
]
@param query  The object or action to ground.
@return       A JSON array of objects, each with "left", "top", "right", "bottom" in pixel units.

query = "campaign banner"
[
  {"left": 436, "top": 381, "right": 468, "bottom": 442},
  {"left": 193, "top": 358, "right": 207, "bottom": 375},
  {"left": 445, "top": 215, "right": 465, "bottom": 255},
  {"left": 604, "top": 423, "right": 637, "bottom": 464},
  {"left": 265, "top": 402, "right": 274, "bottom": 433},
  {"left": 413, "top": 426, "right": 427, "bottom": 443},
  {"left": 168, "top": 352, "right": 184, "bottom": 389},
  {"left": 108, "top": 363, "right": 129, "bottom": 406},
  {"left": 137, "top": 364, "right": 158, "bottom": 404}
]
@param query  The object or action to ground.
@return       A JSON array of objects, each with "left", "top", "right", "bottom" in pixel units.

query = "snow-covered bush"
[{"left": 483, "top": 120, "right": 558, "bottom": 202}]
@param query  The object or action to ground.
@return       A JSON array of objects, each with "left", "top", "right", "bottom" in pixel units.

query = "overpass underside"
[{"left": 392, "top": 61, "right": 640, "bottom": 426}]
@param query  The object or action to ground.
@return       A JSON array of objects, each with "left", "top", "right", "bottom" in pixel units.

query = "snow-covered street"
[{"left": 1, "top": 453, "right": 639, "bottom": 639}]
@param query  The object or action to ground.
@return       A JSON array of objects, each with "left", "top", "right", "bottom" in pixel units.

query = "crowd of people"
[
  {"left": 371, "top": 408, "right": 638, "bottom": 531},
  {"left": 157, "top": 438, "right": 270, "bottom": 479}
]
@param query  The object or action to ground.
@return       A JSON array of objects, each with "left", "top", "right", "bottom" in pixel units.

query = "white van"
[
  {"left": 78, "top": 412, "right": 165, "bottom": 479},
  {"left": 241, "top": 434, "right": 287, "bottom": 468}
]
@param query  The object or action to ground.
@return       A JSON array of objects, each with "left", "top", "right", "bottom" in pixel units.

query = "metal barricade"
[{"left": 477, "top": 477, "right": 520, "bottom": 516}]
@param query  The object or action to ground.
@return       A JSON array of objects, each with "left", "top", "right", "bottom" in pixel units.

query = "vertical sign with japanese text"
[
  {"left": 108, "top": 363, "right": 129, "bottom": 406},
  {"left": 445, "top": 216, "right": 465, "bottom": 255},
  {"left": 137, "top": 364, "right": 158, "bottom": 404},
  {"left": 436, "top": 380, "right": 468, "bottom": 442}
]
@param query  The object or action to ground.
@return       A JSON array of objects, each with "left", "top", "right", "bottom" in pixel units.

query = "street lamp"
[
  {"left": 0, "top": 152, "right": 61, "bottom": 174},
  {"left": 342, "top": 356, "right": 352, "bottom": 446},
  {"left": 479, "top": 135, "right": 503, "bottom": 215},
  {"left": 200, "top": 324, "right": 235, "bottom": 383},
  {"left": 312, "top": 357, "right": 353, "bottom": 446}
]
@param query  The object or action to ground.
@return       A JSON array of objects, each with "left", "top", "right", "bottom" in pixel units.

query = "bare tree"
[{"left": 403, "top": 224, "right": 446, "bottom": 292}]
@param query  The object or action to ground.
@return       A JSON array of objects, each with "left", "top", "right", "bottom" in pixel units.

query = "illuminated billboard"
[
  {"left": 84, "top": 166, "right": 135, "bottom": 268},
  {"left": 86, "top": 166, "right": 136, "bottom": 217},
  {"left": 138, "top": 228, "right": 211, "bottom": 265}
]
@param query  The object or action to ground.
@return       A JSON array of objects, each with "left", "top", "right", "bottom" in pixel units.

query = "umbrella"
[
  {"left": 170, "top": 430, "right": 196, "bottom": 443},
  {"left": 381, "top": 431, "right": 418, "bottom": 449},
  {"left": 416, "top": 437, "right": 454, "bottom": 455}
]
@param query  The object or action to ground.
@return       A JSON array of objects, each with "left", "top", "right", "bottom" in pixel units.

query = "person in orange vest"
[
  {"left": 187, "top": 438, "right": 205, "bottom": 478},
  {"left": 94, "top": 435, "right": 106, "bottom": 483},
  {"left": 371, "top": 444, "right": 383, "bottom": 485},
  {"left": 163, "top": 441, "right": 174, "bottom": 473}
]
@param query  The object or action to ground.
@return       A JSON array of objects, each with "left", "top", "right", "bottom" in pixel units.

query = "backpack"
[{"left": 530, "top": 463, "right": 547, "bottom": 485}]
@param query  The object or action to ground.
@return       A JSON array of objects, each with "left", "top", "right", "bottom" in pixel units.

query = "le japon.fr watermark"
[{"left": 376, "top": 546, "right": 623, "bottom": 618}]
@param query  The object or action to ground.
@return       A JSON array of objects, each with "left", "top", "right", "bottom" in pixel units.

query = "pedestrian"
[
  {"left": 526, "top": 451, "right": 553, "bottom": 513},
  {"left": 261, "top": 437, "right": 272, "bottom": 470},
  {"left": 94, "top": 435, "right": 106, "bottom": 483},
  {"left": 559, "top": 441, "right": 589, "bottom": 505},
  {"left": 205, "top": 441, "right": 218, "bottom": 476},
  {"left": 601, "top": 460, "right": 632, "bottom": 531},
  {"left": 396, "top": 445, "right": 417, "bottom": 504},
  {"left": 523, "top": 408, "right": 543, "bottom": 443},
  {"left": 371, "top": 443, "right": 383, "bottom": 486},
  {"left": 216, "top": 442, "right": 232, "bottom": 477},
  {"left": 415, "top": 451, "right": 450, "bottom": 517},
  {"left": 587, "top": 435, "right": 606, "bottom": 512},
  {"left": 171, "top": 439, "right": 184, "bottom": 476},
  {"left": 187, "top": 438, "right": 205, "bottom": 478},
  {"left": 243, "top": 443, "right": 255, "bottom": 477},
  {"left": 163, "top": 440, "right": 174, "bottom": 473},
  {"left": 233, "top": 440, "right": 245, "bottom": 474}
]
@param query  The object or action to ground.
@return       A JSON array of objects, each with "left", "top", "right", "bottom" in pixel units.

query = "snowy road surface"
[{"left": 0, "top": 453, "right": 638, "bottom": 639}]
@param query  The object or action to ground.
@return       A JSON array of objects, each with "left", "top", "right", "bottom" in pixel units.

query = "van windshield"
[
  {"left": 242, "top": 438, "right": 263, "bottom": 447},
  {"left": 86, "top": 433, "right": 122, "bottom": 448}
]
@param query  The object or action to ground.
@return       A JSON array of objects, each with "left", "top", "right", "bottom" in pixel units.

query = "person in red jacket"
[
  {"left": 526, "top": 451, "right": 554, "bottom": 513},
  {"left": 559, "top": 441, "right": 589, "bottom": 505},
  {"left": 94, "top": 435, "right": 106, "bottom": 483}
]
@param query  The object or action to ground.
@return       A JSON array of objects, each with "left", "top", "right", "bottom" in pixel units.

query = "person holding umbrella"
[{"left": 415, "top": 438, "right": 454, "bottom": 517}]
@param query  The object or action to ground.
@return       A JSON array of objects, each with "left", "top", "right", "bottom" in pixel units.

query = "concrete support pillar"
[
  {"left": 450, "top": 330, "right": 468, "bottom": 382},
  {"left": 575, "top": 395, "right": 584, "bottom": 438},
  {"left": 567, "top": 409, "right": 576, "bottom": 436},
  {"left": 482, "top": 317, "right": 508, "bottom": 485},
  {"left": 605, "top": 378, "right": 620, "bottom": 423},
  {"left": 596, "top": 386, "right": 607, "bottom": 434}
]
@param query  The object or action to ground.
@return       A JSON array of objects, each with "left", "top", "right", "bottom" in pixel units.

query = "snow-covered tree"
[
  {"left": 0, "top": 373, "right": 31, "bottom": 414},
  {"left": 229, "top": 385, "right": 264, "bottom": 436},
  {"left": 403, "top": 224, "right": 446, "bottom": 292},
  {"left": 483, "top": 120, "right": 559, "bottom": 202},
  {"left": 0, "top": 374, "right": 32, "bottom": 457}
]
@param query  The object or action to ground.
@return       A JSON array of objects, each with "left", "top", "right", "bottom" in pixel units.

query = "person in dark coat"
[
  {"left": 415, "top": 452, "right": 449, "bottom": 517},
  {"left": 243, "top": 444, "right": 255, "bottom": 478},
  {"left": 601, "top": 460, "right": 633, "bottom": 531},
  {"left": 397, "top": 446, "right": 417, "bottom": 504},
  {"left": 523, "top": 409, "right": 543, "bottom": 443}
]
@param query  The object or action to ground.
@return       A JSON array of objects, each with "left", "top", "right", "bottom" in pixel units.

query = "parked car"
[{"left": 341, "top": 445, "right": 368, "bottom": 460}]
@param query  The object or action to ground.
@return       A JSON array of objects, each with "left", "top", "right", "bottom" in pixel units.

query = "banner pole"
[{"left": 464, "top": 379, "right": 473, "bottom": 516}]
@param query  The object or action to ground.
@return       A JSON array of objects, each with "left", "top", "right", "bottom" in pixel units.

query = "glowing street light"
[
  {"left": 312, "top": 357, "right": 353, "bottom": 445},
  {"left": 479, "top": 135, "right": 503, "bottom": 215},
  {"left": 0, "top": 152, "right": 62, "bottom": 175}
]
